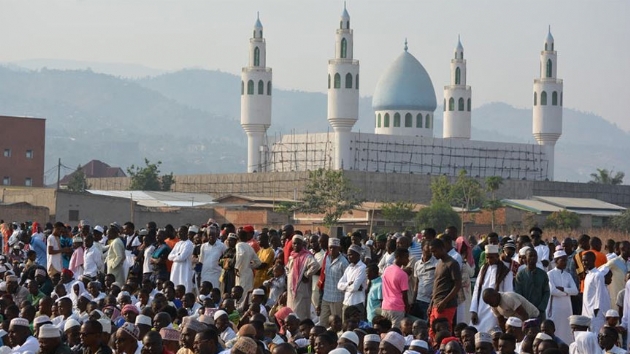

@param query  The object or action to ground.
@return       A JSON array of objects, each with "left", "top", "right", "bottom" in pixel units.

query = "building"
[
  {"left": 241, "top": 7, "right": 563, "bottom": 181},
  {"left": 58, "top": 159, "right": 126, "bottom": 188},
  {"left": 0, "top": 115, "right": 46, "bottom": 187}
]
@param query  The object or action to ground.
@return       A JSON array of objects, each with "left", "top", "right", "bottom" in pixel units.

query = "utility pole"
[{"left": 56, "top": 158, "right": 61, "bottom": 190}]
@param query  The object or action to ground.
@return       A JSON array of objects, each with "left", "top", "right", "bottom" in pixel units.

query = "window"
[
  {"left": 26, "top": 150, "right": 33, "bottom": 159},
  {"left": 345, "top": 73, "right": 353, "bottom": 88},
  {"left": 405, "top": 113, "right": 412, "bottom": 127},
  {"left": 384, "top": 113, "right": 390, "bottom": 127},
  {"left": 534, "top": 92, "right": 537, "bottom": 106},
  {"left": 253, "top": 30, "right": 256, "bottom": 38},
  {"left": 551, "top": 43, "right": 554, "bottom": 51},
  {"left": 259, "top": 30, "right": 263, "bottom": 38},
  {"left": 467, "top": 98, "right": 471, "bottom": 111},
  {"left": 254, "top": 47, "right": 260, "bottom": 67},
  {"left": 458, "top": 97, "right": 465, "bottom": 111},
  {"left": 560, "top": 92, "right": 563, "bottom": 106},
  {"left": 355, "top": 74, "right": 359, "bottom": 90},
  {"left": 267, "top": 81, "right": 272, "bottom": 95},
  {"left": 25, "top": 178, "right": 32, "bottom": 187},
  {"left": 339, "top": 21, "right": 343, "bottom": 29},
  {"left": 377, "top": 114, "right": 381, "bottom": 128},
  {"left": 3, "top": 149, "right": 10, "bottom": 157},
  {"left": 69, "top": 210, "right": 80, "bottom": 222},
  {"left": 340, "top": 38, "right": 347, "bottom": 59},
  {"left": 541, "top": 91, "right": 547, "bottom": 105},
  {"left": 552, "top": 91, "right": 558, "bottom": 106},
  {"left": 425, "top": 114, "right": 431, "bottom": 129},
  {"left": 393, "top": 113, "right": 401, "bottom": 127},
  {"left": 241, "top": 81, "right": 244, "bottom": 95},
  {"left": 247, "top": 80, "right": 254, "bottom": 95},
  {"left": 448, "top": 97, "right": 454, "bottom": 111},
  {"left": 328, "top": 74, "right": 331, "bottom": 89},
  {"left": 2, "top": 177, "right": 9, "bottom": 185},
  {"left": 460, "top": 52, "right": 463, "bottom": 59},
  {"left": 334, "top": 73, "right": 341, "bottom": 88},
  {"left": 546, "top": 59, "right": 552, "bottom": 78},
  {"left": 258, "top": 80, "right": 264, "bottom": 95},
  {"left": 416, "top": 114, "right": 423, "bottom": 128},
  {"left": 346, "top": 21, "right": 350, "bottom": 29},
  {"left": 455, "top": 67, "right": 461, "bottom": 85}
]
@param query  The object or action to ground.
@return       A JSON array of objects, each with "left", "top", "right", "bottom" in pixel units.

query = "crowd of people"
[{"left": 0, "top": 219, "right": 627, "bottom": 354}]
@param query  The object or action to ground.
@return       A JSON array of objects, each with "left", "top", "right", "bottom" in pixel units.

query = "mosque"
[{"left": 240, "top": 5, "right": 563, "bottom": 181}]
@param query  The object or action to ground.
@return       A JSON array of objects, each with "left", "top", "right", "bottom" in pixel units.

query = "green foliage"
[
  {"left": 544, "top": 210, "right": 581, "bottom": 230},
  {"left": 589, "top": 168, "right": 624, "bottom": 185},
  {"left": 430, "top": 176, "right": 452, "bottom": 205},
  {"left": 415, "top": 202, "right": 461, "bottom": 233},
  {"left": 611, "top": 209, "right": 630, "bottom": 232},
  {"left": 381, "top": 201, "right": 416, "bottom": 229},
  {"left": 127, "top": 158, "right": 175, "bottom": 191},
  {"left": 429, "top": 171, "right": 484, "bottom": 211},
  {"left": 66, "top": 165, "right": 90, "bottom": 192},
  {"left": 274, "top": 201, "right": 299, "bottom": 223},
  {"left": 297, "top": 169, "right": 364, "bottom": 228},
  {"left": 484, "top": 176, "right": 504, "bottom": 229}
]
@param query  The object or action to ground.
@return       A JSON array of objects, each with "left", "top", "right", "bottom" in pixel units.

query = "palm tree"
[{"left": 589, "top": 168, "right": 624, "bottom": 185}]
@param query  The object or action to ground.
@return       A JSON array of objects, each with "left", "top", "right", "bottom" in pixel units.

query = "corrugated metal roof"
[
  {"left": 502, "top": 199, "right": 564, "bottom": 214},
  {"left": 533, "top": 196, "right": 626, "bottom": 211},
  {"left": 86, "top": 190, "right": 215, "bottom": 208}
]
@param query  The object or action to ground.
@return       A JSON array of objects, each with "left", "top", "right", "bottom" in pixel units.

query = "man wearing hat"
[
  {"left": 505, "top": 317, "right": 524, "bottom": 352},
  {"left": 500, "top": 241, "right": 520, "bottom": 276},
  {"left": 545, "top": 249, "right": 577, "bottom": 344},
  {"left": 199, "top": 224, "right": 227, "bottom": 291},
  {"left": 474, "top": 332, "right": 494, "bottom": 354},
  {"left": 115, "top": 323, "right": 141, "bottom": 354},
  {"left": 7, "top": 274, "right": 29, "bottom": 305},
  {"left": 319, "top": 237, "right": 349, "bottom": 328},
  {"left": 135, "top": 314, "right": 152, "bottom": 340},
  {"left": 234, "top": 228, "right": 262, "bottom": 296},
  {"left": 408, "top": 339, "right": 429, "bottom": 354},
  {"left": 363, "top": 334, "right": 381, "bottom": 354},
  {"left": 338, "top": 244, "right": 367, "bottom": 322},
  {"left": 380, "top": 332, "right": 406, "bottom": 354},
  {"left": 178, "top": 318, "right": 207, "bottom": 354},
  {"left": 39, "top": 323, "right": 70, "bottom": 354},
  {"left": 9, "top": 317, "right": 38, "bottom": 353},
  {"left": 287, "top": 234, "right": 321, "bottom": 322},
  {"left": 168, "top": 225, "right": 195, "bottom": 293},
  {"left": 470, "top": 244, "right": 513, "bottom": 332}
]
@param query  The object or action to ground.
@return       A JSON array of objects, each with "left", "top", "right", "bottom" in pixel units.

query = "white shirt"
[
  {"left": 142, "top": 245, "right": 156, "bottom": 274},
  {"left": 84, "top": 244, "right": 104, "bottom": 276},
  {"left": 220, "top": 327, "right": 236, "bottom": 343},
  {"left": 535, "top": 244, "right": 549, "bottom": 270},
  {"left": 47, "top": 234, "right": 63, "bottom": 274},
  {"left": 199, "top": 241, "right": 227, "bottom": 282},
  {"left": 337, "top": 260, "right": 367, "bottom": 306},
  {"left": 13, "top": 335, "right": 39, "bottom": 354},
  {"left": 604, "top": 345, "right": 627, "bottom": 354},
  {"left": 448, "top": 248, "right": 463, "bottom": 268}
]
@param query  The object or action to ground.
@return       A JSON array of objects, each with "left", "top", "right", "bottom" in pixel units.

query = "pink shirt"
[{"left": 381, "top": 264, "right": 409, "bottom": 311}]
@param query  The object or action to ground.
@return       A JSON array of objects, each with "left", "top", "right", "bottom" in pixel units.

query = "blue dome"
[{"left": 372, "top": 51, "right": 437, "bottom": 111}]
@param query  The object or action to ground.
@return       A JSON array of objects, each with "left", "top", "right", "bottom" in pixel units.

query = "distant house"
[{"left": 59, "top": 160, "right": 126, "bottom": 188}]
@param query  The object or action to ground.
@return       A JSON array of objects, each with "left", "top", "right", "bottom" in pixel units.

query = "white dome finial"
[{"left": 254, "top": 12, "right": 263, "bottom": 29}]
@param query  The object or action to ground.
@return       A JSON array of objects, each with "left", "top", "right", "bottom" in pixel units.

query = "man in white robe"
[
  {"left": 235, "top": 230, "right": 262, "bottom": 296},
  {"left": 286, "top": 235, "right": 321, "bottom": 321},
  {"left": 546, "top": 250, "right": 578, "bottom": 344},
  {"left": 168, "top": 226, "right": 195, "bottom": 293},
  {"left": 470, "top": 244, "right": 513, "bottom": 332},
  {"left": 199, "top": 226, "right": 226, "bottom": 289},
  {"left": 582, "top": 251, "right": 611, "bottom": 334},
  {"left": 605, "top": 241, "right": 630, "bottom": 309}
]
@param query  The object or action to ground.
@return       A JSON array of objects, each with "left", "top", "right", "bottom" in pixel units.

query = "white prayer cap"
[
  {"left": 329, "top": 238, "right": 341, "bottom": 247},
  {"left": 252, "top": 288, "right": 265, "bottom": 296},
  {"left": 227, "top": 233, "right": 238, "bottom": 240},
  {"left": 294, "top": 338, "right": 309, "bottom": 348},
  {"left": 410, "top": 340, "right": 428, "bottom": 350},
  {"left": 340, "top": 331, "right": 359, "bottom": 346},
  {"left": 518, "top": 246, "right": 532, "bottom": 256},
  {"left": 34, "top": 315, "right": 52, "bottom": 325},
  {"left": 506, "top": 317, "right": 522, "bottom": 328},
  {"left": 328, "top": 349, "right": 351, "bottom": 354},
  {"left": 135, "top": 314, "right": 152, "bottom": 326},
  {"left": 503, "top": 242, "right": 516, "bottom": 250},
  {"left": 485, "top": 245, "right": 499, "bottom": 254},
  {"left": 93, "top": 225, "right": 104, "bottom": 233},
  {"left": 39, "top": 324, "right": 61, "bottom": 339},
  {"left": 366, "top": 240, "right": 374, "bottom": 246},
  {"left": 475, "top": 332, "right": 493, "bottom": 344},
  {"left": 189, "top": 225, "right": 199, "bottom": 234},
  {"left": 553, "top": 250, "right": 567, "bottom": 259},
  {"left": 403, "top": 351, "right": 419, "bottom": 354},
  {"left": 72, "top": 236, "right": 83, "bottom": 243},
  {"left": 535, "top": 333, "right": 552, "bottom": 341},
  {"left": 213, "top": 310, "right": 228, "bottom": 321},
  {"left": 383, "top": 331, "right": 406, "bottom": 353},
  {"left": 64, "top": 319, "right": 80, "bottom": 331},
  {"left": 364, "top": 334, "right": 381, "bottom": 343},
  {"left": 10, "top": 318, "right": 29, "bottom": 328},
  {"left": 606, "top": 309, "right": 620, "bottom": 318},
  {"left": 348, "top": 245, "right": 363, "bottom": 255},
  {"left": 139, "top": 229, "right": 149, "bottom": 236},
  {"left": 292, "top": 234, "right": 305, "bottom": 242},
  {"left": 98, "top": 319, "right": 112, "bottom": 334},
  {"left": 569, "top": 315, "right": 591, "bottom": 327}
]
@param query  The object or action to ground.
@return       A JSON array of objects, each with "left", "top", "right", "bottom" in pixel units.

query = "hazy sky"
[{"left": 2, "top": 1, "right": 629, "bottom": 130}]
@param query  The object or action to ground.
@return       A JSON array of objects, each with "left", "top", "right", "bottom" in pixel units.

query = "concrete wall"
[
  {"left": 0, "top": 203, "right": 49, "bottom": 223},
  {"left": 1, "top": 188, "right": 57, "bottom": 214}
]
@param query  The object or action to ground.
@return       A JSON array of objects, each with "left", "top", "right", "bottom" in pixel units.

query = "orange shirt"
[
  {"left": 165, "top": 237, "right": 180, "bottom": 271},
  {"left": 578, "top": 249, "right": 608, "bottom": 292}
]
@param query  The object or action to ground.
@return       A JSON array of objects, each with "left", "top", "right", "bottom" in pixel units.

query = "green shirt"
[
  {"left": 27, "top": 291, "right": 46, "bottom": 307},
  {"left": 514, "top": 267, "right": 550, "bottom": 317}
]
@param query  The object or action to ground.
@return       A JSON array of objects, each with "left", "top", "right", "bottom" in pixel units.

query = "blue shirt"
[
  {"left": 30, "top": 237, "right": 47, "bottom": 268},
  {"left": 367, "top": 276, "right": 383, "bottom": 322}
]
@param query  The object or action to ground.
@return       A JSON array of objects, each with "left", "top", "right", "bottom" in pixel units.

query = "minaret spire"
[{"left": 443, "top": 36, "right": 472, "bottom": 139}]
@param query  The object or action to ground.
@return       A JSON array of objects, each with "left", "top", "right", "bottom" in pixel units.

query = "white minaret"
[
  {"left": 533, "top": 27, "right": 563, "bottom": 180},
  {"left": 327, "top": 2, "right": 359, "bottom": 170},
  {"left": 241, "top": 13, "right": 272, "bottom": 173},
  {"left": 443, "top": 36, "right": 472, "bottom": 139}
]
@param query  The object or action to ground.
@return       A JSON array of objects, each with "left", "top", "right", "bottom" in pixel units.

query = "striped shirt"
[{"left": 322, "top": 254, "right": 349, "bottom": 303}]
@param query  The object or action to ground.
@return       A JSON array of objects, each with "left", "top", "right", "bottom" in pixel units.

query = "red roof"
[{"left": 59, "top": 160, "right": 126, "bottom": 184}]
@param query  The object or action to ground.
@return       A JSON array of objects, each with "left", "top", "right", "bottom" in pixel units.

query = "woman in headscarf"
[
  {"left": 569, "top": 331, "right": 600, "bottom": 354},
  {"left": 455, "top": 236, "right": 475, "bottom": 325}
]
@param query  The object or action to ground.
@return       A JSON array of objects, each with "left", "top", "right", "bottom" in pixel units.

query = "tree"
[
  {"left": 415, "top": 202, "right": 461, "bottom": 233},
  {"left": 484, "top": 176, "right": 504, "bottom": 230},
  {"left": 430, "top": 175, "right": 452, "bottom": 205},
  {"left": 611, "top": 209, "right": 630, "bottom": 232},
  {"left": 274, "top": 201, "right": 299, "bottom": 224},
  {"left": 127, "top": 159, "right": 175, "bottom": 191},
  {"left": 450, "top": 170, "right": 484, "bottom": 211},
  {"left": 297, "top": 169, "right": 364, "bottom": 229},
  {"left": 544, "top": 210, "right": 581, "bottom": 230},
  {"left": 381, "top": 201, "right": 416, "bottom": 230},
  {"left": 589, "top": 168, "right": 624, "bottom": 185},
  {"left": 66, "top": 165, "right": 90, "bottom": 192}
]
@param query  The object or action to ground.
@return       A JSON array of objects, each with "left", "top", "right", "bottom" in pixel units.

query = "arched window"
[
  {"left": 259, "top": 30, "right": 263, "bottom": 38},
  {"left": 267, "top": 81, "right": 272, "bottom": 95},
  {"left": 455, "top": 67, "right": 461, "bottom": 85},
  {"left": 334, "top": 73, "right": 341, "bottom": 88},
  {"left": 241, "top": 81, "right": 244, "bottom": 95},
  {"left": 551, "top": 43, "right": 554, "bottom": 51},
  {"left": 253, "top": 30, "right": 256, "bottom": 38},
  {"left": 345, "top": 73, "right": 353, "bottom": 88},
  {"left": 541, "top": 91, "right": 547, "bottom": 105},
  {"left": 546, "top": 59, "right": 552, "bottom": 78},
  {"left": 467, "top": 98, "right": 471, "bottom": 111},
  {"left": 534, "top": 92, "right": 537, "bottom": 106},
  {"left": 425, "top": 114, "right": 431, "bottom": 129},
  {"left": 254, "top": 47, "right": 260, "bottom": 67},
  {"left": 393, "top": 113, "right": 401, "bottom": 127},
  {"left": 355, "top": 74, "right": 359, "bottom": 90},
  {"left": 448, "top": 97, "right": 455, "bottom": 111},
  {"left": 340, "top": 38, "right": 347, "bottom": 59},
  {"left": 339, "top": 21, "right": 343, "bottom": 29},
  {"left": 552, "top": 91, "right": 558, "bottom": 106},
  {"left": 458, "top": 97, "right": 465, "bottom": 111},
  {"left": 346, "top": 21, "right": 350, "bottom": 29},
  {"left": 247, "top": 80, "right": 254, "bottom": 95},
  {"left": 384, "top": 113, "right": 390, "bottom": 127},
  {"left": 417, "top": 114, "right": 423, "bottom": 128},
  {"left": 460, "top": 52, "right": 463, "bottom": 59},
  {"left": 377, "top": 114, "right": 381, "bottom": 128},
  {"left": 545, "top": 43, "right": 548, "bottom": 51},
  {"left": 328, "top": 74, "right": 331, "bottom": 89},
  {"left": 405, "top": 113, "right": 412, "bottom": 127},
  {"left": 258, "top": 80, "right": 264, "bottom": 95}
]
